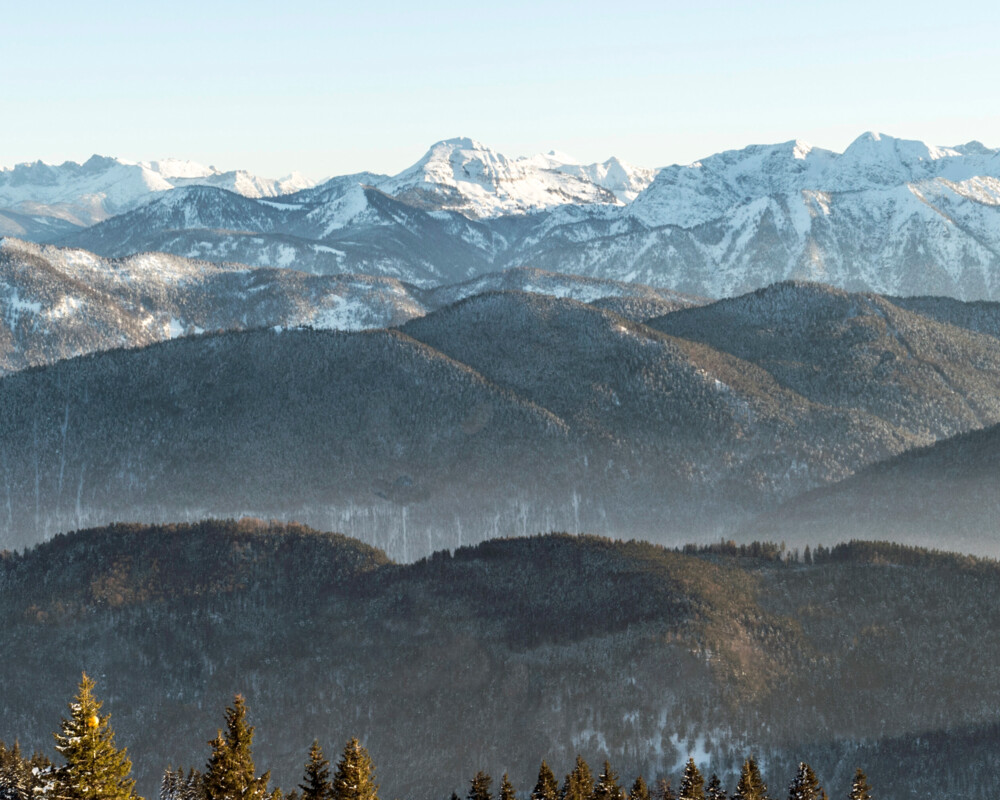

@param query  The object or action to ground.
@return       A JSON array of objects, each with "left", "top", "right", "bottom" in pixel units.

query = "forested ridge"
[
  {"left": 7, "top": 281, "right": 1000, "bottom": 559},
  {"left": 0, "top": 238, "right": 695, "bottom": 376},
  {"left": 2, "top": 521, "right": 999, "bottom": 799}
]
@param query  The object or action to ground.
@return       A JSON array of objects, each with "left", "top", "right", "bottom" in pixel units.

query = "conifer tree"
[
  {"left": 0, "top": 742, "right": 33, "bottom": 800},
  {"left": 203, "top": 694, "right": 271, "bottom": 800},
  {"left": 628, "top": 776, "right": 649, "bottom": 800},
  {"left": 499, "top": 775, "right": 515, "bottom": 800},
  {"left": 52, "top": 673, "right": 138, "bottom": 800},
  {"left": 332, "top": 739, "right": 378, "bottom": 800},
  {"left": 848, "top": 770, "right": 870, "bottom": 800},
  {"left": 678, "top": 760, "right": 704, "bottom": 800},
  {"left": 468, "top": 772, "right": 492, "bottom": 800},
  {"left": 181, "top": 768, "right": 203, "bottom": 800},
  {"left": 299, "top": 741, "right": 333, "bottom": 800},
  {"left": 0, "top": 741, "right": 33, "bottom": 800},
  {"left": 705, "top": 775, "right": 725, "bottom": 800},
  {"left": 532, "top": 762, "right": 559, "bottom": 800},
  {"left": 787, "top": 764, "right": 822, "bottom": 800},
  {"left": 562, "top": 757, "right": 593, "bottom": 800},
  {"left": 652, "top": 779, "right": 674, "bottom": 800},
  {"left": 592, "top": 761, "right": 621, "bottom": 800},
  {"left": 732, "top": 758, "right": 769, "bottom": 800},
  {"left": 160, "top": 768, "right": 179, "bottom": 800}
]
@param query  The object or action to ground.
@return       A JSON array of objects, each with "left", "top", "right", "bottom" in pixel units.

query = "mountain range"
[
  {"left": 8, "top": 133, "right": 1000, "bottom": 299},
  {"left": 0, "top": 139, "right": 652, "bottom": 237},
  {"left": 3, "top": 276, "right": 1000, "bottom": 558},
  {"left": 0, "top": 154, "right": 314, "bottom": 230},
  {"left": 4, "top": 133, "right": 1000, "bottom": 560}
]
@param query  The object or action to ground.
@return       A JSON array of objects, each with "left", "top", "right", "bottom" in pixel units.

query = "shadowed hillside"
[{"left": 745, "top": 422, "right": 1000, "bottom": 554}]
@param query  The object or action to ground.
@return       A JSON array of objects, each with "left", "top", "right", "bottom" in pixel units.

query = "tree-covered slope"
[
  {"left": 3, "top": 524, "right": 1000, "bottom": 800},
  {"left": 0, "top": 238, "right": 431, "bottom": 374},
  {"left": 0, "top": 327, "right": 571, "bottom": 555},
  {"left": 0, "top": 293, "right": 928, "bottom": 557},
  {"left": 6, "top": 281, "right": 1000, "bottom": 558},
  {"left": 745, "top": 421, "right": 1000, "bottom": 555},
  {"left": 647, "top": 281, "right": 1000, "bottom": 440},
  {"left": 401, "top": 291, "right": 911, "bottom": 495}
]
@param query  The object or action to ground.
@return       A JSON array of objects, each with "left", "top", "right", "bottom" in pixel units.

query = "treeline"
[
  {"left": 455, "top": 757, "right": 873, "bottom": 800},
  {"left": 681, "top": 538, "right": 1000, "bottom": 570},
  {"left": 0, "top": 676, "right": 875, "bottom": 800}
]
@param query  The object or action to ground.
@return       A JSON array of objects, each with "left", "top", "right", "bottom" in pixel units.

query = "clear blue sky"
[{"left": 3, "top": 0, "right": 999, "bottom": 179}]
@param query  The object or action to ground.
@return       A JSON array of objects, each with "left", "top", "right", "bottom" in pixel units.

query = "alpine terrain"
[{"left": 13, "top": 133, "right": 996, "bottom": 299}]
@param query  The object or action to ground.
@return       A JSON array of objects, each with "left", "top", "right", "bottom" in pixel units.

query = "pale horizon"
[
  {"left": 4, "top": 0, "right": 998, "bottom": 181},
  {"left": 2, "top": 128, "right": 997, "bottom": 184}
]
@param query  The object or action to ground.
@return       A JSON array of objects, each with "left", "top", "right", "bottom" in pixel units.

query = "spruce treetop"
[
  {"left": 704, "top": 775, "right": 726, "bottom": 800},
  {"left": 332, "top": 739, "right": 378, "bottom": 800},
  {"left": 203, "top": 694, "right": 271, "bottom": 800},
  {"left": 562, "top": 757, "right": 593, "bottom": 800},
  {"left": 468, "top": 771, "right": 492, "bottom": 800},
  {"left": 848, "top": 770, "right": 871, "bottom": 800},
  {"left": 628, "top": 775, "right": 650, "bottom": 800},
  {"left": 679, "top": 760, "right": 704, "bottom": 800},
  {"left": 592, "top": 761, "right": 621, "bottom": 800},
  {"left": 52, "top": 673, "right": 138, "bottom": 800},
  {"left": 733, "top": 758, "right": 769, "bottom": 800},
  {"left": 532, "top": 762, "right": 559, "bottom": 800},
  {"left": 787, "top": 763, "right": 821, "bottom": 800},
  {"left": 299, "top": 741, "right": 333, "bottom": 800}
]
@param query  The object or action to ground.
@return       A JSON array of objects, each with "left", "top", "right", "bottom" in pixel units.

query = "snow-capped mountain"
[
  {"left": 374, "top": 137, "right": 656, "bottom": 216},
  {"left": 525, "top": 151, "right": 658, "bottom": 203},
  {"left": 516, "top": 132, "right": 1000, "bottom": 298},
  {"left": 0, "top": 154, "right": 314, "bottom": 227},
  {"left": 15, "top": 132, "right": 1000, "bottom": 300},
  {"left": 63, "top": 183, "right": 507, "bottom": 285},
  {"left": 0, "top": 138, "right": 650, "bottom": 238},
  {"left": 627, "top": 132, "right": 1000, "bottom": 228}
]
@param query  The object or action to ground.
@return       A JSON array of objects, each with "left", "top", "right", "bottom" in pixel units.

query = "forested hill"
[
  {"left": 744, "top": 420, "right": 1000, "bottom": 552},
  {"left": 2, "top": 521, "right": 1000, "bottom": 799},
  {"left": 5, "top": 282, "right": 1000, "bottom": 559}
]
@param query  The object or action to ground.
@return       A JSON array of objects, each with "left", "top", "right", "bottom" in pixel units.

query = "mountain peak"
[
  {"left": 790, "top": 139, "right": 813, "bottom": 160},
  {"left": 954, "top": 140, "right": 997, "bottom": 156},
  {"left": 431, "top": 136, "right": 492, "bottom": 152},
  {"left": 81, "top": 154, "right": 122, "bottom": 172},
  {"left": 140, "top": 158, "right": 217, "bottom": 179},
  {"left": 0, "top": 154, "right": 313, "bottom": 226},
  {"left": 377, "top": 137, "right": 630, "bottom": 217},
  {"left": 843, "top": 131, "right": 961, "bottom": 162}
]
